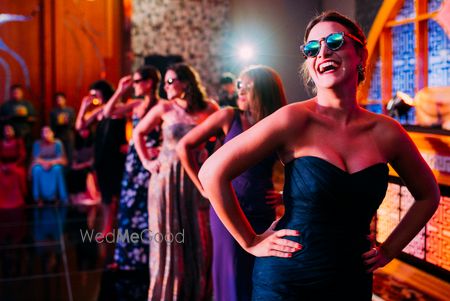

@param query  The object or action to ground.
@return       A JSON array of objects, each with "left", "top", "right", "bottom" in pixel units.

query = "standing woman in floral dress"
[{"left": 102, "top": 65, "right": 162, "bottom": 271}]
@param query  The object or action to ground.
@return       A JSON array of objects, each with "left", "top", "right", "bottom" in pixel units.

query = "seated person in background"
[
  {"left": 68, "top": 128, "right": 100, "bottom": 205},
  {"left": 31, "top": 126, "right": 68, "bottom": 204},
  {"left": 0, "top": 124, "right": 27, "bottom": 208},
  {"left": 218, "top": 72, "right": 238, "bottom": 107},
  {"left": 0, "top": 84, "right": 37, "bottom": 160}
]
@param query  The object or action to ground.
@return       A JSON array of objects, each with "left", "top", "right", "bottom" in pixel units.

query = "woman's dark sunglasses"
[
  {"left": 300, "top": 32, "right": 364, "bottom": 58},
  {"left": 236, "top": 80, "right": 252, "bottom": 92},
  {"left": 165, "top": 78, "right": 178, "bottom": 85}
]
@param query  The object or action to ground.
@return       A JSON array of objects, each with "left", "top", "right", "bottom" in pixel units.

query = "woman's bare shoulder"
[
  {"left": 362, "top": 110, "right": 404, "bottom": 133},
  {"left": 205, "top": 99, "right": 220, "bottom": 113},
  {"left": 270, "top": 99, "right": 315, "bottom": 127},
  {"left": 360, "top": 109, "right": 410, "bottom": 150},
  {"left": 158, "top": 99, "right": 175, "bottom": 112}
]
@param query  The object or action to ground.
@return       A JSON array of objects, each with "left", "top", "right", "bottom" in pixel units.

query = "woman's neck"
[
  {"left": 42, "top": 139, "right": 54, "bottom": 145},
  {"left": 174, "top": 97, "right": 188, "bottom": 109},
  {"left": 315, "top": 87, "right": 360, "bottom": 124},
  {"left": 146, "top": 94, "right": 158, "bottom": 108}
]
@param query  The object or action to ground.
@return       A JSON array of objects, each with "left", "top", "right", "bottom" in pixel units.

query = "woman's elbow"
[
  {"left": 421, "top": 185, "right": 441, "bottom": 214},
  {"left": 430, "top": 187, "right": 441, "bottom": 210},
  {"left": 176, "top": 140, "right": 187, "bottom": 157},
  {"left": 132, "top": 128, "right": 143, "bottom": 143},
  {"left": 199, "top": 161, "right": 214, "bottom": 190},
  {"left": 75, "top": 122, "right": 82, "bottom": 131}
]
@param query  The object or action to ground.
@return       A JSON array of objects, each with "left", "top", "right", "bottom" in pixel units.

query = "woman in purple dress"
[{"left": 177, "top": 65, "right": 287, "bottom": 301}]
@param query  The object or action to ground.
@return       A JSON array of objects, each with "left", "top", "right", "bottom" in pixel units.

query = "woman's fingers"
[
  {"left": 273, "top": 237, "right": 302, "bottom": 249},
  {"left": 268, "top": 250, "right": 293, "bottom": 258},
  {"left": 271, "top": 243, "right": 301, "bottom": 253},
  {"left": 361, "top": 247, "right": 378, "bottom": 259},
  {"left": 362, "top": 246, "right": 391, "bottom": 273},
  {"left": 275, "top": 229, "right": 300, "bottom": 238},
  {"left": 249, "top": 221, "right": 302, "bottom": 258},
  {"left": 363, "top": 256, "right": 378, "bottom": 266},
  {"left": 261, "top": 229, "right": 302, "bottom": 257}
]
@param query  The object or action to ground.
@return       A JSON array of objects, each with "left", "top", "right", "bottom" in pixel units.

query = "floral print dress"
[{"left": 114, "top": 115, "right": 160, "bottom": 270}]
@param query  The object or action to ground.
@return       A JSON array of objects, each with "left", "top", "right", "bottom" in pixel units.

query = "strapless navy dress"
[{"left": 252, "top": 156, "right": 388, "bottom": 301}]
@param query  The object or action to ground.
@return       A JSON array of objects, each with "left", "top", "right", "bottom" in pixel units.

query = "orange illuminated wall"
[
  {"left": 377, "top": 183, "right": 450, "bottom": 272},
  {"left": 359, "top": 0, "right": 444, "bottom": 106},
  {"left": 0, "top": 0, "right": 127, "bottom": 127},
  {"left": 367, "top": 0, "right": 450, "bottom": 274}
]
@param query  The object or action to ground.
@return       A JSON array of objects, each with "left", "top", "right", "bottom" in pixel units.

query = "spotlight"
[
  {"left": 237, "top": 44, "right": 254, "bottom": 61},
  {"left": 386, "top": 91, "right": 414, "bottom": 119}
]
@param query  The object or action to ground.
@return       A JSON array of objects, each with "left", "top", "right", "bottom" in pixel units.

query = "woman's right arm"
[
  {"left": 30, "top": 141, "right": 44, "bottom": 167},
  {"left": 176, "top": 107, "right": 233, "bottom": 197},
  {"left": 75, "top": 96, "right": 102, "bottom": 130},
  {"left": 133, "top": 103, "right": 165, "bottom": 170},
  {"left": 199, "top": 106, "right": 302, "bottom": 257},
  {"left": 103, "top": 75, "right": 133, "bottom": 118}
]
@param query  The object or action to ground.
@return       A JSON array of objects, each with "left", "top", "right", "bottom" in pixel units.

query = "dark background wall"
[
  {"left": 228, "top": 0, "right": 378, "bottom": 103},
  {"left": 228, "top": 0, "right": 321, "bottom": 102},
  {"left": 1, "top": 0, "right": 383, "bottom": 114},
  {"left": 355, "top": 0, "right": 384, "bottom": 35}
]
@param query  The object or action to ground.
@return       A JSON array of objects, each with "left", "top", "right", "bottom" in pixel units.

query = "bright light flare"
[{"left": 238, "top": 45, "right": 255, "bottom": 61}]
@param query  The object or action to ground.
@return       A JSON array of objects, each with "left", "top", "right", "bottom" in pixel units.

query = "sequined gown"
[{"left": 147, "top": 102, "right": 212, "bottom": 301}]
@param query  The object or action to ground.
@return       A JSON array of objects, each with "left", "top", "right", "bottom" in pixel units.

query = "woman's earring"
[
  {"left": 357, "top": 64, "right": 365, "bottom": 82},
  {"left": 357, "top": 64, "right": 365, "bottom": 76}
]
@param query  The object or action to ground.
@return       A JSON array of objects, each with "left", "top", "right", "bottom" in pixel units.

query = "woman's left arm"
[
  {"left": 363, "top": 120, "right": 440, "bottom": 272},
  {"left": 199, "top": 106, "right": 302, "bottom": 257}
]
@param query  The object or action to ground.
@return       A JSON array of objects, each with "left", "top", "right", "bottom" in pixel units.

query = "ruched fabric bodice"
[{"left": 252, "top": 156, "right": 389, "bottom": 300}]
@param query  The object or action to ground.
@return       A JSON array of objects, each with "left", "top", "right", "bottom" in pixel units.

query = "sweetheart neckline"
[{"left": 288, "top": 155, "right": 388, "bottom": 176}]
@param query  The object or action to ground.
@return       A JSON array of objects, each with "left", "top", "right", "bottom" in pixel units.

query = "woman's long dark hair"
[
  {"left": 89, "top": 80, "right": 115, "bottom": 103},
  {"left": 167, "top": 63, "right": 208, "bottom": 113},
  {"left": 136, "top": 65, "right": 161, "bottom": 106},
  {"left": 240, "top": 65, "right": 287, "bottom": 123}
]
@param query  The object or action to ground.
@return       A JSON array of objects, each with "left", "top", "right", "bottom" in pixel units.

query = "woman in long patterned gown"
[
  {"left": 102, "top": 66, "right": 162, "bottom": 271},
  {"left": 133, "top": 63, "right": 218, "bottom": 301}
]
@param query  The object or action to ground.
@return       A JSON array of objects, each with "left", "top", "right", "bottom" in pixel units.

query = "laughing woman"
[{"left": 199, "top": 11, "right": 440, "bottom": 300}]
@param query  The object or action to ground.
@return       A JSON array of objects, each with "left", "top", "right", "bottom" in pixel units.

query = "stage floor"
[{"left": 0, "top": 204, "right": 448, "bottom": 301}]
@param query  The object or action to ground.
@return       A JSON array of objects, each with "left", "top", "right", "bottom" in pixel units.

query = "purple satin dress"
[{"left": 210, "top": 109, "right": 276, "bottom": 301}]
